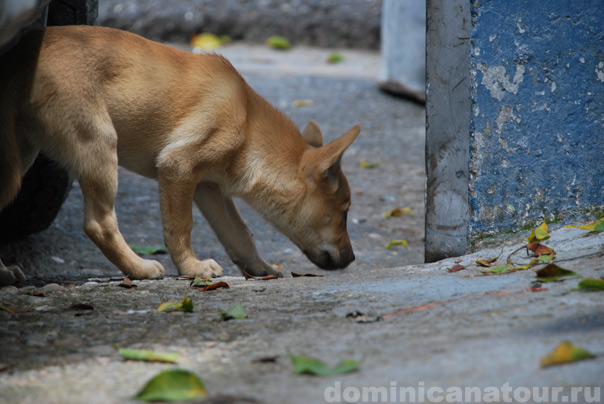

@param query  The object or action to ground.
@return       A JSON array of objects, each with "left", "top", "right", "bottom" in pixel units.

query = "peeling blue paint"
[{"left": 469, "top": 0, "right": 604, "bottom": 236}]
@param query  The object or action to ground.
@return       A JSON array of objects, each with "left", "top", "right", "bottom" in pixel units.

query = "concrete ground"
[{"left": 1, "top": 44, "right": 603, "bottom": 404}]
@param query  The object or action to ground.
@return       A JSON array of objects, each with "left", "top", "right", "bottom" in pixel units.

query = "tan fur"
[{"left": 0, "top": 26, "right": 359, "bottom": 281}]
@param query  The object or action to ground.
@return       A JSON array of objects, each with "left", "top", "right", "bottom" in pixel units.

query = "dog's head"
[{"left": 284, "top": 121, "right": 360, "bottom": 270}]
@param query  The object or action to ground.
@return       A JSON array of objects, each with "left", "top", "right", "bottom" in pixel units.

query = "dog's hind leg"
[
  {"left": 74, "top": 126, "right": 165, "bottom": 280},
  {"left": 194, "top": 182, "right": 279, "bottom": 277}
]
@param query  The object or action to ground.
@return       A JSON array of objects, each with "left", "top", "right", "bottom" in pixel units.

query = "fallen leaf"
[
  {"left": 385, "top": 240, "right": 408, "bottom": 249},
  {"left": 0, "top": 304, "right": 18, "bottom": 314},
  {"left": 20, "top": 290, "right": 45, "bottom": 297},
  {"left": 272, "top": 264, "right": 283, "bottom": 271},
  {"left": 540, "top": 341, "right": 595, "bottom": 367},
  {"left": 220, "top": 304, "right": 247, "bottom": 321},
  {"left": 119, "top": 277, "right": 137, "bottom": 289},
  {"left": 290, "top": 354, "right": 359, "bottom": 376},
  {"left": 511, "top": 259, "right": 541, "bottom": 271},
  {"left": 354, "top": 189, "right": 364, "bottom": 195},
  {"left": 526, "top": 243, "right": 555, "bottom": 257},
  {"left": 0, "top": 364, "right": 14, "bottom": 372},
  {"left": 572, "top": 278, "right": 604, "bottom": 291},
  {"left": 480, "top": 264, "right": 510, "bottom": 274},
  {"left": 190, "top": 277, "right": 212, "bottom": 287},
  {"left": 327, "top": 52, "right": 344, "bottom": 64},
  {"left": 129, "top": 245, "right": 168, "bottom": 256},
  {"left": 475, "top": 259, "right": 502, "bottom": 267},
  {"left": 157, "top": 296, "right": 193, "bottom": 313},
  {"left": 475, "top": 248, "right": 504, "bottom": 267},
  {"left": 292, "top": 99, "right": 314, "bottom": 107},
  {"left": 190, "top": 32, "right": 223, "bottom": 51},
  {"left": 266, "top": 35, "right": 291, "bottom": 50},
  {"left": 119, "top": 348, "right": 179, "bottom": 364},
  {"left": 528, "top": 220, "right": 550, "bottom": 243},
  {"left": 448, "top": 264, "right": 466, "bottom": 273},
  {"left": 382, "top": 207, "right": 414, "bottom": 219},
  {"left": 566, "top": 216, "right": 604, "bottom": 232},
  {"left": 134, "top": 369, "right": 207, "bottom": 402},
  {"left": 198, "top": 281, "right": 230, "bottom": 292},
  {"left": 535, "top": 264, "right": 580, "bottom": 283},
  {"left": 291, "top": 272, "right": 324, "bottom": 277},
  {"left": 360, "top": 159, "right": 379, "bottom": 169}
]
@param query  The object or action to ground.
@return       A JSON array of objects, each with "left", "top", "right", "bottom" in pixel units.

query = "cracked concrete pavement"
[{"left": 1, "top": 43, "right": 603, "bottom": 404}]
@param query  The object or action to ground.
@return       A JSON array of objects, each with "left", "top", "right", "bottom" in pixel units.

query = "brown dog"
[{"left": 0, "top": 26, "right": 359, "bottom": 282}]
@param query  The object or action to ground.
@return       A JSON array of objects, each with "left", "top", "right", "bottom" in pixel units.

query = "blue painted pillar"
[{"left": 469, "top": 0, "right": 604, "bottom": 238}]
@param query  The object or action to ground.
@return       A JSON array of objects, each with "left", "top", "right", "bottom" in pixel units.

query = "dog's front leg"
[
  {"left": 158, "top": 176, "right": 223, "bottom": 278},
  {"left": 194, "top": 182, "right": 279, "bottom": 277}
]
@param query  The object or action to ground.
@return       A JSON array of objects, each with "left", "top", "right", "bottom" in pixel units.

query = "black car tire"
[{"left": 0, "top": 0, "right": 97, "bottom": 244}]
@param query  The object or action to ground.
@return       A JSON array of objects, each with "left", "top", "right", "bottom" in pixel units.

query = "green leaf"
[
  {"left": 290, "top": 354, "right": 359, "bottom": 376},
  {"left": 535, "top": 264, "right": 580, "bottom": 283},
  {"left": 130, "top": 245, "right": 168, "bottom": 256},
  {"left": 266, "top": 35, "right": 291, "bottom": 50},
  {"left": 572, "top": 278, "right": 604, "bottom": 291},
  {"left": 327, "top": 52, "right": 344, "bottom": 64},
  {"left": 360, "top": 159, "right": 379, "bottom": 169},
  {"left": 220, "top": 304, "right": 247, "bottom": 321},
  {"left": 566, "top": 216, "right": 604, "bottom": 232},
  {"left": 540, "top": 341, "right": 595, "bottom": 367},
  {"left": 157, "top": 296, "right": 193, "bottom": 313},
  {"left": 190, "top": 277, "right": 212, "bottom": 287},
  {"left": 385, "top": 240, "right": 408, "bottom": 249},
  {"left": 119, "top": 348, "right": 179, "bottom": 364},
  {"left": 479, "top": 264, "right": 510, "bottom": 274},
  {"left": 134, "top": 369, "right": 207, "bottom": 402},
  {"left": 528, "top": 220, "right": 550, "bottom": 243}
]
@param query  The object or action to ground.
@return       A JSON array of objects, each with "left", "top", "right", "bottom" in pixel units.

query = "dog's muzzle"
[{"left": 306, "top": 247, "right": 355, "bottom": 270}]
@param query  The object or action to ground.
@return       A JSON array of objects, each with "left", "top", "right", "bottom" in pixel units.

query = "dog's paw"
[
  {"left": 0, "top": 265, "right": 26, "bottom": 286},
  {"left": 179, "top": 259, "right": 223, "bottom": 278},
  {"left": 127, "top": 259, "right": 166, "bottom": 280}
]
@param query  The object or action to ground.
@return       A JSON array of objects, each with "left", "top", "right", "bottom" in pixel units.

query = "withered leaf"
[
  {"left": 448, "top": 264, "right": 466, "bottom": 273},
  {"left": 526, "top": 243, "right": 555, "bottom": 257},
  {"left": 535, "top": 264, "right": 580, "bottom": 283},
  {"left": 197, "top": 281, "right": 230, "bottom": 292},
  {"left": 118, "top": 277, "right": 137, "bottom": 289}
]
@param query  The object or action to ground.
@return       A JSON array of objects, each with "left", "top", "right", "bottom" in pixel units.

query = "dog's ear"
[
  {"left": 302, "top": 120, "right": 323, "bottom": 147},
  {"left": 303, "top": 125, "right": 360, "bottom": 190}
]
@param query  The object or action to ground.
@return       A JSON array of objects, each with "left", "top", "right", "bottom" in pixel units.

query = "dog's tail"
[{"left": 0, "top": 110, "right": 23, "bottom": 211}]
